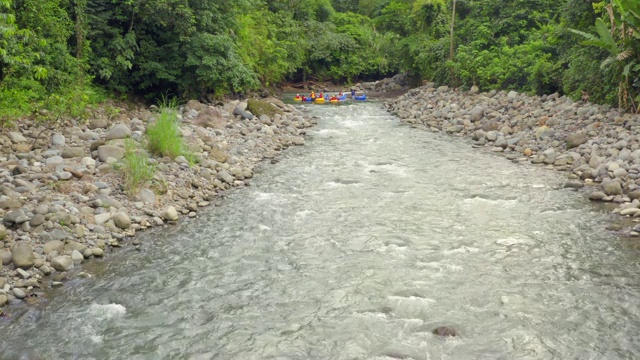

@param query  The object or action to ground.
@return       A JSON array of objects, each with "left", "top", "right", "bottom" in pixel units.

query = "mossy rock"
[{"left": 247, "top": 98, "right": 283, "bottom": 118}]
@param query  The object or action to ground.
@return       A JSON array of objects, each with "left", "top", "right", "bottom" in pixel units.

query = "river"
[{"left": 1, "top": 102, "right": 639, "bottom": 360}]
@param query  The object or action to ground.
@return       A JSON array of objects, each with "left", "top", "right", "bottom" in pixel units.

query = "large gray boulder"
[
  {"left": 51, "top": 256, "right": 74, "bottom": 271},
  {"left": 113, "top": 211, "right": 131, "bottom": 229},
  {"left": 11, "top": 242, "right": 34, "bottom": 269},
  {"left": 603, "top": 181, "right": 623, "bottom": 196},
  {"left": 565, "top": 132, "right": 587, "bottom": 149},
  {"left": 105, "top": 124, "right": 131, "bottom": 140},
  {"left": 97, "top": 145, "right": 125, "bottom": 162},
  {"left": 193, "top": 107, "right": 226, "bottom": 129},
  {"left": 469, "top": 106, "right": 484, "bottom": 122}
]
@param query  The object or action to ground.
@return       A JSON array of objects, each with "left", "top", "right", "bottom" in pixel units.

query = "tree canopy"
[{"left": 1, "top": 0, "right": 639, "bottom": 120}]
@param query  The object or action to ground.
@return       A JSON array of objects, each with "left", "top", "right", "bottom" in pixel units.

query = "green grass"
[
  {"left": 146, "top": 98, "right": 197, "bottom": 163},
  {"left": 119, "top": 139, "right": 155, "bottom": 195}
]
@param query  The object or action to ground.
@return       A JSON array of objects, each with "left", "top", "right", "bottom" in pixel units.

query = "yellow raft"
[{"left": 314, "top": 97, "right": 325, "bottom": 104}]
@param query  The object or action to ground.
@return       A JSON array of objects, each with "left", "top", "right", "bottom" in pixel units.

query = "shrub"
[{"left": 119, "top": 140, "right": 155, "bottom": 195}]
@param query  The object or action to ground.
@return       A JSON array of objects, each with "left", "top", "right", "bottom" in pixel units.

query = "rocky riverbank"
[
  {"left": 386, "top": 84, "right": 640, "bottom": 234},
  {"left": 0, "top": 97, "right": 314, "bottom": 310}
]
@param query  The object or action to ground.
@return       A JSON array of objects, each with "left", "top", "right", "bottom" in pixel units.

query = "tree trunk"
[{"left": 449, "top": 0, "right": 456, "bottom": 60}]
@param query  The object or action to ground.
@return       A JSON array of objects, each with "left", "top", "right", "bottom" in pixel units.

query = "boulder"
[
  {"left": 162, "top": 206, "right": 179, "bottom": 222},
  {"left": 603, "top": 181, "right": 623, "bottom": 196},
  {"left": 113, "top": 211, "right": 131, "bottom": 229},
  {"left": 11, "top": 242, "right": 34, "bottom": 269},
  {"left": 51, "top": 256, "right": 74, "bottom": 271},
  {"left": 43, "top": 240, "right": 64, "bottom": 255},
  {"left": 217, "top": 170, "right": 234, "bottom": 184},
  {"left": 105, "top": 124, "right": 131, "bottom": 140},
  {"left": 97, "top": 145, "right": 125, "bottom": 162},
  {"left": 61, "top": 147, "right": 86, "bottom": 159},
  {"left": 193, "top": 107, "right": 227, "bottom": 129},
  {"left": 565, "top": 132, "right": 587, "bottom": 149},
  {"left": 469, "top": 106, "right": 484, "bottom": 122}
]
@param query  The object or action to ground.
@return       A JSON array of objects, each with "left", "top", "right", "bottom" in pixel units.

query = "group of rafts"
[{"left": 294, "top": 90, "right": 366, "bottom": 104}]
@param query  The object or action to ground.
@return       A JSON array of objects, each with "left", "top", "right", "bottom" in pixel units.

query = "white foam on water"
[
  {"left": 366, "top": 163, "right": 408, "bottom": 177},
  {"left": 443, "top": 246, "right": 480, "bottom": 255},
  {"left": 315, "top": 128, "right": 345, "bottom": 136},
  {"left": 257, "top": 224, "right": 271, "bottom": 231},
  {"left": 87, "top": 303, "right": 126, "bottom": 320},
  {"left": 295, "top": 209, "right": 314, "bottom": 219},
  {"left": 81, "top": 303, "right": 127, "bottom": 344},
  {"left": 463, "top": 197, "right": 518, "bottom": 205},
  {"left": 495, "top": 237, "right": 534, "bottom": 246},
  {"left": 253, "top": 192, "right": 275, "bottom": 201}
]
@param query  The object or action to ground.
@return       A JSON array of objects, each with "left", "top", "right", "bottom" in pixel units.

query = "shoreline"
[
  {"left": 0, "top": 97, "right": 316, "bottom": 313},
  {"left": 385, "top": 84, "right": 640, "bottom": 235}
]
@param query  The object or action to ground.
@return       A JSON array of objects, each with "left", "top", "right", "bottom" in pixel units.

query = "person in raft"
[
  {"left": 311, "top": 91, "right": 316, "bottom": 99},
  {"left": 295, "top": 93, "right": 302, "bottom": 100},
  {"left": 319, "top": 92, "right": 324, "bottom": 99},
  {"left": 350, "top": 89, "right": 356, "bottom": 97},
  {"left": 330, "top": 94, "right": 338, "bottom": 101}
]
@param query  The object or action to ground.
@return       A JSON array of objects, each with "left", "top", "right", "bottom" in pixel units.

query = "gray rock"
[
  {"left": 485, "top": 131, "right": 499, "bottom": 141},
  {"left": 88, "top": 118, "right": 108, "bottom": 129},
  {"left": 71, "top": 250, "right": 84, "bottom": 264},
  {"left": 233, "top": 102, "right": 248, "bottom": 116},
  {"left": 44, "top": 157, "right": 64, "bottom": 168},
  {"left": 162, "top": 206, "right": 179, "bottom": 221},
  {"left": 0, "top": 294, "right": 7, "bottom": 306},
  {"left": 12, "top": 288, "right": 26, "bottom": 299},
  {"left": 604, "top": 181, "right": 623, "bottom": 196},
  {"left": 291, "top": 136, "right": 305, "bottom": 145},
  {"left": 192, "top": 107, "right": 227, "bottom": 129},
  {"left": 175, "top": 156, "right": 188, "bottom": 165},
  {"left": 9, "top": 132, "right": 27, "bottom": 143},
  {"left": 0, "top": 199, "right": 21, "bottom": 210},
  {"left": 565, "top": 132, "right": 587, "bottom": 149},
  {"left": 469, "top": 106, "right": 484, "bottom": 122},
  {"left": 51, "top": 256, "right": 74, "bottom": 271},
  {"left": 113, "top": 212, "right": 131, "bottom": 229},
  {"left": 51, "top": 134, "right": 65, "bottom": 146},
  {"left": 0, "top": 250, "right": 12, "bottom": 265},
  {"left": 0, "top": 224, "right": 6, "bottom": 240},
  {"left": 11, "top": 242, "right": 34, "bottom": 269},
  {"left": 564, "top": 180, "right": 584, "bottom": 189},
  {"left": 61, "top": 147, "right": 86, "bottom": 159},
  {"left": 4, "top": 209, "right": 25, "bottom": 225},
  {"left": 105, "top": 124, "right": 131, "bottom": 140},
  {"left": 16, "top": 268, "right": 30, "bottom": 279},
  {"left": 589, "top": 191, "right": 607, "bottom": 201},
  {"left": 97, "top": 145, "right": 125, "bottom": 162},
  {"left": 49, "top": 229, "right": 68, "bottom": 242},
  {"left": 217, "top": 170, "right": 234, "bottom": 184},
  {"left": 43, "top": 240, "right": 64, "bottom": 255},
  {"left": 92, "top": 248, "right": 104, "bottom": 257},
  {"left": 139, "top": 189, "right": 156, "bottom": 204},
  {"left": 30, "top": 214, "right": 45, "bottom": 226},
  {"left": 57, "top": 171, "right": 73, "bottom": 180},
  {"left": 94, "top": 213, "right": 110, "bottom": 225}
]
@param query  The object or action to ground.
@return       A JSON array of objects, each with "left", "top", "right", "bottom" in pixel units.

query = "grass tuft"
[
  {"left": 119, "top": 139, "right": 155, "bottom": 195},
  {"left": 146, "top": 97, "right": 197, "bottom": 163}
]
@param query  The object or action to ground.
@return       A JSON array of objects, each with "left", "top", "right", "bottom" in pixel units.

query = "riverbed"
[{"left": 1, "top": 101, "right": 638, "bottom": 360}]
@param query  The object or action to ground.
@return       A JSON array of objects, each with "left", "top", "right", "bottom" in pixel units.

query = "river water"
[{"left": 2, "top": 102, "right": 640, "bottom": 360}]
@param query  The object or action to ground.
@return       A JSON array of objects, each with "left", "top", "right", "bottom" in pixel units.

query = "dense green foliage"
[{"left": 1, "top": 0, "right": 640, "bottom": 121}]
